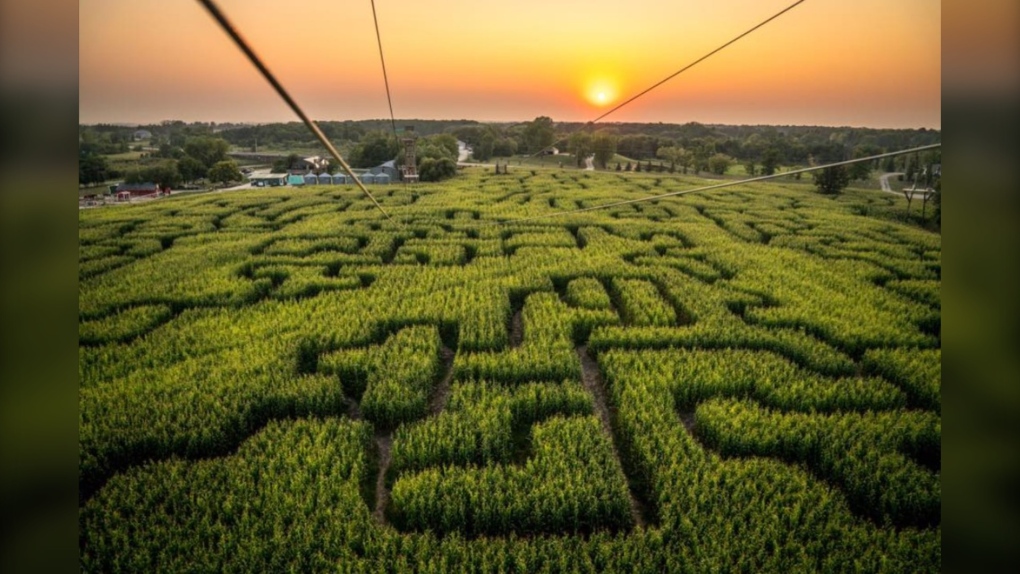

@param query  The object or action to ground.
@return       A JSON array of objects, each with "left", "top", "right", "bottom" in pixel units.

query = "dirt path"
[
  {"left": 879, "top": 172, "right": 903, "bottom": 193},
  {"left": 372, "top": 431, "right": 393, "bottom": 525},
  {"left": 509, "top": 309, "right": 524, "bottom": 348},
  {"left": 429, "top": 347, "right": 456, "bottom": 415},
  {"left": 576, "top": 345, "right": 649, "bottom": 528}
]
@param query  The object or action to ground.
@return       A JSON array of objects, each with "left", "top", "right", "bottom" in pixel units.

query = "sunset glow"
[
  {"left": 584, "top": 78, "right": 620, "bottom": 108},
  {"left": 78, "top": 0, "right": 941, "bottom": 128}
]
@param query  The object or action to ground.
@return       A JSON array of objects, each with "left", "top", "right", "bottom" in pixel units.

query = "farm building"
[
  {"left": 286, "top": 174, "right": 305, "bottom": 186},
  {"left": 360, "top": 173, "right": 377, "bottom": 184},
  {"left": 375, "top": 173, "right": 391, "bottom": 184},
  {"left": 331, "top": 173, "right": 348, "bottom": 184},
  {"left": 249, "top": 174, "right": 287, "bottom": 187},
  {"left": 303, "top": 173, "right": 318, "bottom": 185},
  {"left": 295, "top": 156, "right": 327, "bottom": 171},
  {"left": 317, "top": 172, "right": 333, "bottom": 185},
  {"left": 114, "top": 183, "right": 160, "bottom": 197},
  {"left": 370, "top": 160, "right": 400, "bottom": 181}
]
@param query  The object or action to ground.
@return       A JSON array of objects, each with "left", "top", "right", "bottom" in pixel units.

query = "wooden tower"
[{"left": 401, "top": 125, "right": 419, "bottom": 183}]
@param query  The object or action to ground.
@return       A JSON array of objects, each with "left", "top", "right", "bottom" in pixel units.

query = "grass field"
[{"left": 79, "top": 168, "right": 940, "bottom": 571}]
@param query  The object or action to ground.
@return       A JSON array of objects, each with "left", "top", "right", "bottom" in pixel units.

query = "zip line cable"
[
  {"left": 195, "top": 0, "right": 392, "bottom": 221},
  {"left": 497, "top": 143, "right": 941, "bottom": 225},
  {"left": 531, "top": 0, "right": 807, "bottom": 157},
  {"left": 370, "top": 0, "right": 402, "bottom": 151}
]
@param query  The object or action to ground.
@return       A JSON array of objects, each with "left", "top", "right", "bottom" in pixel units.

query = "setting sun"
[{"left": 584, "top": 78, "right": 619, "bottom": 108}]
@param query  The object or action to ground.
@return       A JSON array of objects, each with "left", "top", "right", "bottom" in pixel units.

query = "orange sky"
[{"left": 78, "top": 0, "right": 941, "bottom": 128}]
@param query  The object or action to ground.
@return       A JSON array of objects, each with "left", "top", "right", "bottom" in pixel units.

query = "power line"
[
  {"left": 195, "top": 0, "right": 392, "bottom": 221},
  {"left": 370, "top": 0, "right": 401, "bottom": 148},
  {"left": 498, "top": 143, "right": 941, "bottom": 225},
  {"left": 531, "top": 0, "right": 807, "bottom": 157}
]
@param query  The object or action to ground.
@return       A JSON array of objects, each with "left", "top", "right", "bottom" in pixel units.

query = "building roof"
[{"left": 115, "top": 183, "right": 159, "bottom": 192}]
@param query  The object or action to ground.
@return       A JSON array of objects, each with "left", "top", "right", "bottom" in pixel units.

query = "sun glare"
[{"left": 585, "top": 78, "right": 618, "bottom": 108}]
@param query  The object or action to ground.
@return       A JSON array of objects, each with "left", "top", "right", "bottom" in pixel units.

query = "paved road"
[{"left": 879, "top": 172, "right": 904, "bottom": 194}]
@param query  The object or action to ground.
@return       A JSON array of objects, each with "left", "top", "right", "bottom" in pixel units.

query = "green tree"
[
  {"left": 708, "top": 153, "right": 733, "bottom": 175},
  {"left": 207, "top": 160, "right": 243, "bottom": 186},
  {"left": 178, "top": 156, "right": 206, "bottom": 183},
  {"left": 431, "top": 134, "right": 459, "bottom": 159},
  {"left": 79, "top": 154, "right": 109, "bottom": 187},
  {"left": 567, "top": 132, "right": 593, "bottom": 167},
  {"left": 850, "top": 146, "right": 880, "bottom": 181},
  {"left": 813, "top": 165, "right": 850, "bottom": 195},
  {"left": 593, "top": 132, "right": 617, "bottom": 169},
  {"left": 523, "top": 116, "right": 555, "bottom": 154},
  {"left": 125, "top": 160, "right": 182, "bottom": 188},
  {"left": 272, "top": 153, "right": 303, "bottom": 173},
  {"left": 761, "top": 147, "right": 780, "bottom": 176},
  {"left": 351, "top": 131, "right": 400, "bottom": 168},
  {"left": 418, "top": 157, "right": 457, "bottom": 182},
  {"left": 492, "top": 137, "right": 517, "bottom": 157},
  {"left": 473, "top": 132, "right": 495, "bottom": 161},
  {"left": 183, "top": 136, "right": 230, "bottom": 170}
]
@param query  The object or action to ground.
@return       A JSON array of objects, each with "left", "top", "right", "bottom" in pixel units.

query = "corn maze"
[{"left": 79, "top": 169, "right": 940, "bottom": 571}]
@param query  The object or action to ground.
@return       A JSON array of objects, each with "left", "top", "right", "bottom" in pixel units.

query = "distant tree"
[
  {"left": 431, "top": 133, "right": 460, "bottom": 159},
  {"left": 743, "top": 160, "right": 757, "bottom": 176},
  {"left": 272, "top": 153, "right": 303, "bottom": 173},
  {"left": 593, "top": 132, "right": 617, "bottom": 169},
  {"left": 178, "top": 156, "right": 206, "bottom": 183},
  {"left": 634, "top": 162, "right": 642, "bottom": 173},
  {"left": 79, "top": 154, "right": 109, "bottom": 186},
  {"left": 904, "top": 156, "right": 917, "bottom": 183},
  {"left": 492, "top": 137, "right": 517, "bottom": 157},
  {"left": 615, "top": 162, "right": 621, "bottom": 171},
  {"left": 473, "top": 132, "right": 495, "bottom": 161},
  {"left": 208, "top": 160, "right": 243, "bottom": 186},
  {"left": 813, "top": 165, "right": 850, "bottom": 195},
  {"left": 523, "top": 116, "right": 555, "bottom": 154},
  {"left": 418, "top": 157, "right": 457, "bottom": 182},
  {"left": 761, "top": 147, "right": 780, "bottom": 176},
  {"left": 932, "top": 177, "right": 941, "bottom": 226},
  {"left": 625, "top": 161, "right": 632, "bottom": 172},
  {"left": 850, "top": 145, "right": 880, "bottom": 181},
  {"left": 708, "top": 153, "right": 733, "bottom": 175},
  {"left": 183, "top": 136, "right": 230, "bottom": 170},
  {"left": 568, "top": 132, "right": 593, "bottom": 167},
  {"left": 350, "top": 131, "right": 400, "bottom": 168},
  {"left": 881, "top": 155, "right": 897, "bottom": 173},
  {"left": 125, "top": 160, "right": 182, "bottom": 189}
]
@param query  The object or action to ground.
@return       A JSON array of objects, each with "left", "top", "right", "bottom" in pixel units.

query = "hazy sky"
[{"left": 79, "top": 0, "right": 941, "bottom": 128}]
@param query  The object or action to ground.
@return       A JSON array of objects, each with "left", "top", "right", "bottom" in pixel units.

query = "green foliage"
[
  {"left": 320, "top": 326, "right": 442, "bottom": 427},
  {"left": 79, "top": 153, "right": 110, "bottom": 186},
  {"left": 418, "top": 157, "right": 457, "bottom": 182},
  {"left": 568, "top": 131, "right": 593, "bottom": 167},
  {"left": 124, "top": 159, "right": 182, "bottom": 188},
  {"left": 78, "top": 169, "right": 940, "bottom": 571},
  {"left": 176, "top": 155, "right": 206, "bottom": 182},
  {"left": 391, "top": 416, "right": 633, "bottom": 536},
  {"left": 207, "top": 160, "right": 243, "bottom": 185},
  {"left": 593, "top": 131, "right": 618, "bottom": 169},
  {"left": 708, "top": 153, "right": 733, "bottom": 175},
  {"left": 183, "top": 136, "right": 230, "bottom": 170},
  {"left": 351, "top": 130, "right": 400, "bottom": 168},
  {"left": 523, "top": 116, "right": 555, "bottom": 154},
  {"left": 814, "top": 165, "right": 851, "bottom": 194}
]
